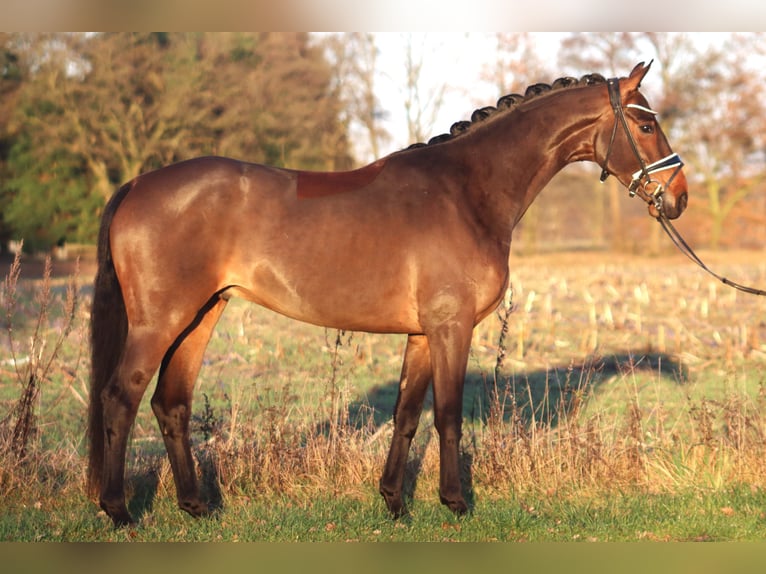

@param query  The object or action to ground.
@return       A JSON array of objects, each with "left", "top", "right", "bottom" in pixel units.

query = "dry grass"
[
  {"left": 1, "top": 248, "right": 82, "bottom": 501},
  {"left": 2, "top": 249, "right": 766, "bottom": 521}
]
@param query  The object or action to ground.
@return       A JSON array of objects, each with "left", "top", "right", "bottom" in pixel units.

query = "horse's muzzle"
[{"left": 650, "top": 190, "right": 687, "bottom": 220}]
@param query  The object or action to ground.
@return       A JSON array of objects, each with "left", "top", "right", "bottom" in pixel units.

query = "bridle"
[
  {"left": 600, "top": 75, "right": 766, "bottom": 297},
  {"left": 599, "top": 76, "right": 684, "bottom": 213}
]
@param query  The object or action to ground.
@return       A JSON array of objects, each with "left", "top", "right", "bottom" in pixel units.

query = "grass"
[
  {"left": 3, "top": 485, "right": 766, "bottom": 542},
  {"left": 2, "top": 248, "right": 766, "bottom": 541}
]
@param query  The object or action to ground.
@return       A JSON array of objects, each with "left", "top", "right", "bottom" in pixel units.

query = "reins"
[
  {"left": 601, "top": 73, "right": 766, "bottom": 298},
  {"left": 656, "top": 212, "right": 766, "bottom": 297}
]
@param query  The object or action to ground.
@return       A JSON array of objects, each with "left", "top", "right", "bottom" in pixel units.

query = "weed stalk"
[{"left": 1, "top": 247, "right": 79, "bottom": 461}]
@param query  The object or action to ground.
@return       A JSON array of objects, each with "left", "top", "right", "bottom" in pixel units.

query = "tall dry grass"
[
  {"left": 0, "top": 247, "right": 81, "bottom": 500},
  {"left": 2, "top": 250, "right": 766, "bottom": 516},
  {"left": 180, "top": 252, "right": 766, "bottom": 508}
]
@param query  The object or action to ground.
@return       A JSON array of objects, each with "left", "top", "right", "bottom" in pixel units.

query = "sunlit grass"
[{"left": 2, "top": 249, "right": 766, "bottom": 540}]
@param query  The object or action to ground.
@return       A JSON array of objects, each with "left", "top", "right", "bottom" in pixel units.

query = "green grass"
[
  {"left": 3, "top": 250, "right": 766, "bottom": 541},
  {"left": 3, "top": 483, "right": 766, "bottom": 542}
]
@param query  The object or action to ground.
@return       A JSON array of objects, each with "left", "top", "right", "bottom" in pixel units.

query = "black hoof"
[
  {"left": 441, "top": 496, "right": 468, "bottom": 516},
  {"left": 179, "top": 499, "right": 209, "bottom": 518},
  {"left": 100, "top": 501, "right": 136, "bottom": 528},
  {"left": 380, "top": 489, "right": 408, "bottom": 519}
]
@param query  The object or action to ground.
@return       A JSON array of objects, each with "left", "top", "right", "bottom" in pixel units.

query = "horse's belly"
[{"left": 226, "top": 264, "right": 421, "bottom": 334}]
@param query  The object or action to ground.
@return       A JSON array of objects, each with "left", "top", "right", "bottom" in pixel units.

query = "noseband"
[
  {"left": 599, "top": 77, "right": 766, "bottom": 297},
  {"left": 599, "top": 77, "right": 684, "bottom": 213}
]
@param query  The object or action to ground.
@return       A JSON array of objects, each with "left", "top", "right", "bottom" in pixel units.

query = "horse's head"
[{"left": 597, "top": 61, "right": 688, "bottom": 220}]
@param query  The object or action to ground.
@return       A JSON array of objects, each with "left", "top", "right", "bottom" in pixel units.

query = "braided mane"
[{"left": 407, "top": 72, "right": 607, "bottom": 149}]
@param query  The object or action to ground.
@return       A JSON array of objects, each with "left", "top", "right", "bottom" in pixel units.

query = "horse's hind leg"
[
  {"left": 99, "top": 329, "right": 171, "bottom": 527},
  {"left": 379, "top": 334, "right": 432, "bottom": 517},
  {"left": 151, "top": 298, "right": 227, "bottom": 518}
]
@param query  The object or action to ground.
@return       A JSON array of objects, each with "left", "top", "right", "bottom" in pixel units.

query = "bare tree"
[
  {"left": 666, "top": 33, "right": 766, "bottom": 248},
  {"left": 402, "top": 34, "right": 447, "bottom": 145},
  {"left": 481, "top": 33, "right": 552, "bottom": 252},
  {"left": 558, "top": 32, "right": 642, "bottom": 77},
  {"left": 483, "top": 33, "right": 550, "bottom": 94},
  {"left": 560, "top": 33, "right": 766, "bottom": 250},
  {"left": 559, "top": 34, "right": 643, "bottom": 252},
  {"left": 323, "top": 33, "right": 389, "bottom": 164}
]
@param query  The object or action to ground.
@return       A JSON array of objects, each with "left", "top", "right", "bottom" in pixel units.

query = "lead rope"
[
  {"left": 601, "top": 76, "right": 765, "bottom": 297},
  {"left": 657, "top": 212, "right": 766, "bottom": 297}
]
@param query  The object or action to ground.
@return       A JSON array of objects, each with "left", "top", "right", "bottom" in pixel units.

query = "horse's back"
[
  {"left": 124, "top": 156, "right": 293, "bottom": 208},
  {"left": 109, "top": 156, "right": 297, "bottom": 258}
]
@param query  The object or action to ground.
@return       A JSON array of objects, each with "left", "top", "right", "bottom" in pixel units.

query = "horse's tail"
[{"left": 86, "top": 182, "right": 133, "bottom": 498}]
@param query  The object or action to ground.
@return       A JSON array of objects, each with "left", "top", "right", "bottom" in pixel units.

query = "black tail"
[{"left": 86, "top": 182, "right": 133, "bottom": 498}]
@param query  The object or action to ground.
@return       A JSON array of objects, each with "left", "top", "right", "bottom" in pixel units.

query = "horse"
[{"left": 86, "top": 61, "right": 688, "bottom": 527}]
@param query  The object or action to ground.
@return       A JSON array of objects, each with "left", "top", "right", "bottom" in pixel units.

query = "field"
[{"left": 2, "top": 248, "right": 766, "bottom": 541}]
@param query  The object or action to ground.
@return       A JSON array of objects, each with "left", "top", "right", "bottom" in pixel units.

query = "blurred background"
[{"left": 1, "top": 32, "right": 764, "bottom": 256}]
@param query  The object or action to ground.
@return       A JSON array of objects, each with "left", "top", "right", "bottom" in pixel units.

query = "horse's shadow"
[
  {"left": 355, "top": 351, "right": 687, "bottom": 426},
  {"left": 126, "top": 351, "right": 684, "bottom": 520},
  {"left": 125, "top": 468, "right": 159, "bottom": 522},
  {"left": 390, "top": 438, "right": 475, "bottom": 520},
  {"left": 349, "top": 351, "right": 687, "bottom": 513}
]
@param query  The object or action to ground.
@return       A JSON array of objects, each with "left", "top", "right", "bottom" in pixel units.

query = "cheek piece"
[
  {"left": 598, "top": 78, "right": 684, "bottom": 213},
  {"left": 603, "top": 83, "right": 766, "bottom": 298}
]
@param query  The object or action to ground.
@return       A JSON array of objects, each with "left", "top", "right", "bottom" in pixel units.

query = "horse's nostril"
[{"left": 678, "top": 192, "right": 688, "bottom": 212}]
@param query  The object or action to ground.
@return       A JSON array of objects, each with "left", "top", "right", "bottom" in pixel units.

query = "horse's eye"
[{"left": 640, "top": 124, "right": 655, "bottom": 135}]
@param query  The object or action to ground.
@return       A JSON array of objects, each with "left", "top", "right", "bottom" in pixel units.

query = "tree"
[
  {"left": 482, "top": 33, "right": 551, "bottom": 95},
  {"left": 559, "top": 33, "right": 766, "bottom": 251},
  {"left": 558, "top": 33, "right": 650, "bottom": 252},
  {"left": 1, "top": 33, "right": 353, "bottom": 251},
  {"left": 3, "top": 33, "right": 207, "bottom": 250},
  {"left": 322, "top": 33, "right": 389, "bottom": 165},
  {"left": 1, "top": 34, "right": 101, "bottom": 251},
  {"left": 182, "top": 33, "right": 352, "bottom": 170},
  {"left": 402, "top": 34, "right": 447, "bottom": 144},
  {"left": 664, "top": 33, "right": 766, "bottom": 248},
  {"left": 481, "top": 33, "right": 554, "bottom": 252},
  {"left": 3, "top": 120, "right": 100, "bottom": 251},
  {"left": 558, "top": 33, "right": 642, "bottom": 77},
  {"left": 0, "top": 33, "right": 27, "bottom": 249},
  {"left": 0, "top": 33, "right": 24, "bottom": 138}
]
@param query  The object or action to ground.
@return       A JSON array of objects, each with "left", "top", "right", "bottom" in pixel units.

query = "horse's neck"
[{"left": 454, "top": 88, "right": 604, "bottom": 246}]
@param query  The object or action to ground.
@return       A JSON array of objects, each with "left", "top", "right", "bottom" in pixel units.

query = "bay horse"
[{"left": 87, "top": 62, "right": 688, "bottom": 527}]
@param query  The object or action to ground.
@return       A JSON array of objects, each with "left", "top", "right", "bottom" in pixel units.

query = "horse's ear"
[{"left": 624, "top": 60, "right": 653, "bottom": 91}]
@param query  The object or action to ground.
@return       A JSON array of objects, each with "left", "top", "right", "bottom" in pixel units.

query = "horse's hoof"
[
  {"left": 441, "top": 495, "right": 468, "bottom": 516},
  {"left": 388, "top": 501, "right": 408, "bottom": 519},
  {"left": 100, "top": 500, "right": 136, "bottom": 528},
  {"left": 380, "top": 489, "right": 407, "bottom": 518},
  {"left": 179, "top": 499, "right": 209, "bottom": 518}
]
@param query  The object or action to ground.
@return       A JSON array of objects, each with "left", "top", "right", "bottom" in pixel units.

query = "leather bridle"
[
  {"left": 599, "top": 76, "right": 684, "bottom": 214},
  {"left": 600, "top": 76, "right": 766, "bottom": 297}
]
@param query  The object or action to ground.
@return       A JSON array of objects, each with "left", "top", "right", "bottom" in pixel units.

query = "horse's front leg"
[
  {"left": 426, "top": 317, "right": 473, "bottom": 515},
  {"left": 379, "top": 334, "right": 433, "bottom": 517}
]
